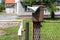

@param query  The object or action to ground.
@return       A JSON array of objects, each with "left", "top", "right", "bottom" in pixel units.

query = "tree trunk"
[{"left": 51, "top": 11, "right": 55, "bottom": 19}]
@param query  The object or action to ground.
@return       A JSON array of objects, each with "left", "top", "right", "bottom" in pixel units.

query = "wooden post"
[
  {"left": 32, "top": 5, "right": 44, "bottom": 40},
  {"left": 33, "top": 22, "right": 41, "bottom": 40},
  {"left": 25, "top": 22, "right": 29, "bottom": 40}
]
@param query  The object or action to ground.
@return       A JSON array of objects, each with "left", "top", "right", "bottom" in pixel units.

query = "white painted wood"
[
  {"left": 18, "top": 21, "right": 23, "bottom": 36},
  {"left": 27, "top": 6, "right": 39, "bottom": 12},
  {"left": 16, "top": 0, "right": 24, "bottom": 14},
  {"left": 15, "top": 0, "right": 19, "bottom": 3}
]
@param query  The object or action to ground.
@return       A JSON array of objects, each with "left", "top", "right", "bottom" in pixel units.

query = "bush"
[
  {"left": 22, "top": 0, "right": 41, "bottom": 5},
  {"left": 0, "top": 4, "right": 5, "bottom": 12}
]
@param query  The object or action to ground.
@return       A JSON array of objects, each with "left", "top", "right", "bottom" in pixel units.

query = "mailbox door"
[{"left": 32, "top": 5, "right": 44, "bottom": 22}]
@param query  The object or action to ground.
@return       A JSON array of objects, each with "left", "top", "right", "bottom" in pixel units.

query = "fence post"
[
  {"left": 32, "top": 5, "right": 44, "bottom": 40},
  {"left": 25, "top": 22, "right": 29, "bottom": 40},
  {"left": 33, "top": 22, "right": 41, "bottom": 40}
]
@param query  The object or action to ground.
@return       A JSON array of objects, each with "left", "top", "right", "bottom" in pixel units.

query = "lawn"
[
  {"left": 41, "top": 22, "right": 60, "bottom": 40},
  {"left": 0, "top": 12, "right": 5, "bottom": 14},
  {"left": 0, "top": 18, "right": 60, "bottom": 40},
  {"left": 0, "top": 26, "right": 19, "bottom": 40}
]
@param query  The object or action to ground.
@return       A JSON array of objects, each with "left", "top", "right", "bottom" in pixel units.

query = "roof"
[{"left": 5, "top": 0, "right": 15, "bottom": 3}]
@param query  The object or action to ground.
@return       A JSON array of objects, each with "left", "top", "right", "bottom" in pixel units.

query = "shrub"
[{"left": 0, "top": 4, "right": 5, "bottom": 12}]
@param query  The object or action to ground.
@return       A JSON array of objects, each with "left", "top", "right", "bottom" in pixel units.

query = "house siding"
[{"left": 5, "top": 0, "right": 15, "bottom": 14}]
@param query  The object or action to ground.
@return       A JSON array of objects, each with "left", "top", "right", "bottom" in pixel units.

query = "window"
[{"left": 6, "top": 4, "right": 15, "bottom": 8}]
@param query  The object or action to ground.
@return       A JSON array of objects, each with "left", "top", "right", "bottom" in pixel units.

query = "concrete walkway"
[
  {"left": 0, "top": 14, "right": 18, "bottom": 20},
  {"left": 0, "top": 14, "right": 19, "bottom": 36}
]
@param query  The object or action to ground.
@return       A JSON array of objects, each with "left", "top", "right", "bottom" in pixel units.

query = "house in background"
[
  {"left": 5, "top": 0, "right": 15, "bottom": 14},
  {"left": 5, "top": 0, "right": 25, "bottom": 15},
  {"left": 5, "top": 0, "right": 60, "bottom": 16}
]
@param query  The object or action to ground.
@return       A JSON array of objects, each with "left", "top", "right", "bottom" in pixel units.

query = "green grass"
[
  {"left": 41, "top": 22, "right": 60, "bottom": 40},
  {"left": 0, "top": 19, "right": 33, "bottom": 40},
  {"left": 0, "top": 18, "right": 60, "bottom": 40},
  {"left": 0, "top": 12, "right": 5, "bottom": 14},
  {"left": 0, "top": 26, "right": 19, "bottom": 40},
  {"left": 23, "top": 19, "right": 33, "bottom": 40},
  {"left": 40, "top": 18, "right": 60, "bottom": 40}
]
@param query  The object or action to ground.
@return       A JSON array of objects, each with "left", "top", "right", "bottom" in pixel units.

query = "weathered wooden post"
[
  {"left": 25, "top": 22, "right": 29, "bottom": 40},
  {"left": 32, "top": 5, "right": 44, "bottom": 40}
]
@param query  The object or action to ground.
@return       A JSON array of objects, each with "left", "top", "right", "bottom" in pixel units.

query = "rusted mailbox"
[
  {"left": 32, "top": 5, "right": 44, "bottom": 40},
  {"left": 32, "top": 5, "right": 44, "bottom": 22}
]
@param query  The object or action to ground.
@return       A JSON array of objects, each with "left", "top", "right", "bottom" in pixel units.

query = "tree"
[
  {"left": 0, "top": 4, "right": 5, "bottom": 12},
  {"left": 22, "top": 0, "right": 33, "bottom": 5},
  {"left": 22, "top": 0, "right": 41, "bottom": 5},
  {"left": 0, "top": 0, "right": 5, "bottom": 12},
  {"left": 43, "top": 0, "right": 57, "bottom": 19},
  {"left": 23, "top": 0, "right": 57, "bottom": 19}
]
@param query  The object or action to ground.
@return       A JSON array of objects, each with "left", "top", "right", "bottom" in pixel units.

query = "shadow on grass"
[
  {"left": 44, "top": 17, "right": 60, "bottom": 20},
  {"left": 43, "top": 17, "right": 60, "bottom": 23}
]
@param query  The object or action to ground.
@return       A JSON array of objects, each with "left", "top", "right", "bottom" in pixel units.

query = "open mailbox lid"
[
  {"left": 27, "top": 5, "right": 44, "bottom": 22},
  {"left": 28, "top": 5, "right": 44, "bottom": 22},
  {"left": 33, "top": 5, "right": 44, "bottom": 22}
]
